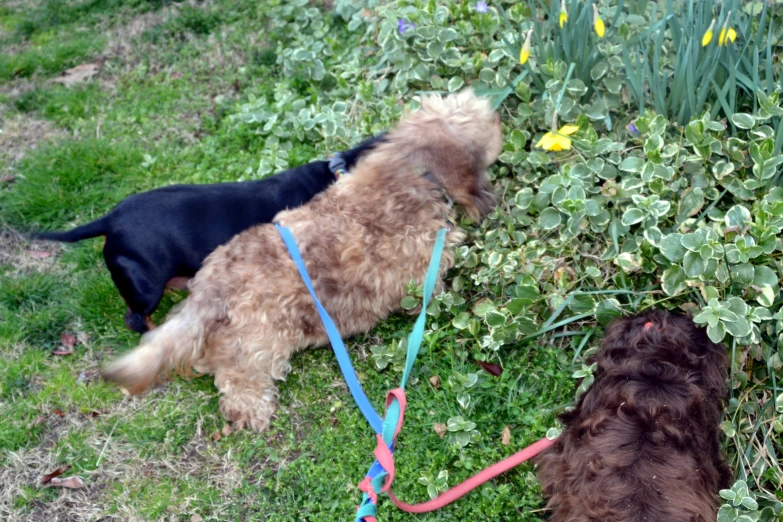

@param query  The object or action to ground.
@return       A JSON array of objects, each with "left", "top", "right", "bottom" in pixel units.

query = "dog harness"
[
  {"left": 328, "top": 152, "right": 347, "bottom": 179},
  {"left": 276, "top": 222, "right": 554, "bottom": 520}
]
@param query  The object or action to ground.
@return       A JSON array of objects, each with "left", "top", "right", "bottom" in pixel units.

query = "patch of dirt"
[
  {"left": 104, "top": 10, "right": 170, "bottom": 60},
  {"left": 0, "top": 227, "right": 65, "bottom": 273},
  {"left": 2, "top": 0, "right": 45, "bottom": 8},
  {"left": 0, "top": 110, "right": 65, "bottom": 172},
  {"left": 0, "top": 432, "right": 108, "bottom": 522},
  {"left": 0, "top": 385, "right": 245, "bottom": 521},
  {"left": 0, "top": 42, "right": 30, "bottom": 61}
]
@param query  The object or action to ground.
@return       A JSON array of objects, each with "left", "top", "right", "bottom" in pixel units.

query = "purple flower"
[
  {"left": 475, "top": 1, "right": 488, "bottom": 13},
  {"left": 627, "top": 123, "right": 639, "bottom": 135},
  {"left": 398, "top": 18, "right": 416, "bottom": 34}
]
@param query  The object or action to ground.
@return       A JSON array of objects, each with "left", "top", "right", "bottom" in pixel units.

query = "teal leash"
[{"left": 275, "top": 223, "right": 447, "bottom": 522}]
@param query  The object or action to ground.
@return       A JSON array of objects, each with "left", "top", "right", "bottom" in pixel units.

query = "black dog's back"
[
  {"left": 103, "top": 162, "right": 341, "bottom": 274},
  {"left": 35, "top": 134, "right": 385, "bottom": 332}
]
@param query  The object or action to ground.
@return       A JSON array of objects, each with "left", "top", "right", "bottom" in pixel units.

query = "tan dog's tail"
[{"left": 101, "top": 308, "right": 206, "bottom": 394}]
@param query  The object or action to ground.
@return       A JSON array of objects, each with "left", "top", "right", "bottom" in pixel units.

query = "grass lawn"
[
  {"left": 4, "top": 0, "right": 783, "bottom": 520},
  {"left": 0, "top": 1, "right": 569, "bottom": 520}
]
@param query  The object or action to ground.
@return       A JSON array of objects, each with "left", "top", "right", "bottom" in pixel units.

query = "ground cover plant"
[{"left": 1, "top": 0, "right": 782, "bottom": 520}]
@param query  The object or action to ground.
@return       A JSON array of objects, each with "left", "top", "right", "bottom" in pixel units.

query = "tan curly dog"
[{"left": 101, "top": 89, "right": 503, "bottom": 431}]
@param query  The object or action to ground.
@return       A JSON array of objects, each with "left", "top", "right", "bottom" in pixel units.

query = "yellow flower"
[
  {"left": 559, "top": 0, "right": 567, "bottom": 28},
  {"left": 536, "top": 124, "right": 579, "bottom": 151},
  {"left": 725, "top": 27, "right": 737, "bottom": 44},
  {"left": 718, "top": 14, "right": 736, "bottom": 46},
  {"left": 519, "top": 30, "right": 532, "bottom": 65},
  {"left": 593, "top": 4, "right": 605, "bottom": 38},
  {"left": 702, "top": 19, "right": 715, "bottom": 46}
]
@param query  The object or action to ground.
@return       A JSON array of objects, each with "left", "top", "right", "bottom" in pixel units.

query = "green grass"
[
  {"left": 0, "top": 0, "right": 184, "bottom": 82},
  {"left": 2, "top": 137, "right": 146, "bottom": 230},
  {"left": 0, "top": 1, "right": 574, "bottom": 520},
  {"left": 10, "top": 0, "right": 173, "bottom": 39},
  {"left": 0, "top": 33, "right": 105, "bottom": 81},
  {"left": 13, "top": 83, "right": 106, "bottom": 129}
]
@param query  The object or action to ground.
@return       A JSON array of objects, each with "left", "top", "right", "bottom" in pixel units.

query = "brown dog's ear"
[
  {"left": 661, "top": 312, "right": 728, "bottom": 397},
  {"left": 698, "top": 336, "right": 728, "bottom": 398}
]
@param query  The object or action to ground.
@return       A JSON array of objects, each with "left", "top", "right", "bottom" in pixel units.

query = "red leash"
[{"left": 386, "top": 436, "right": 556, "bottom": 513}]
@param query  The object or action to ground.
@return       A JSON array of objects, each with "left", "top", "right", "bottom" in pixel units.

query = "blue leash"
[
  {"left": 275, "top": 223, "right": 448, "bottom": 521},
  {"left": 275, "top": 223, "right": 384, "bottom": 434}
]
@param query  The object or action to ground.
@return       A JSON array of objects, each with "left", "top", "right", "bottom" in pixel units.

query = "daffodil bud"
[
  {"left": 559, "top": 0, "right": 567, "bottom": 28},
  {"left": 519, "top": 30, "right": 532, "bottom": 65},
  {"left": 718, "top": 12, "right": 736, "bottom": 46},
  {"left": 702, "top": 19, "right": 716, "bottom": 47},
  {"left": 593, "top": 4, "right": 605, "bottom": 38}
]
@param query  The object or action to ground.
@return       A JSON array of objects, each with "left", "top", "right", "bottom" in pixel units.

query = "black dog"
[{"left": 37, "top": 135, "right": 385, "bottom": 333}]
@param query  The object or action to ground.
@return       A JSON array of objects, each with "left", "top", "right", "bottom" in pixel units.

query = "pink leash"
[
  {"left": 356, "top": 387, "right": 557, "bottom": 516},
  {"left": 386, "top": 436, "right": 556, "bottom": 513}
]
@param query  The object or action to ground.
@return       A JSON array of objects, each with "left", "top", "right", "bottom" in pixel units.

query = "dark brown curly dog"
[{"left": 537, "top": 310, "right": 732, "bottom": 522}]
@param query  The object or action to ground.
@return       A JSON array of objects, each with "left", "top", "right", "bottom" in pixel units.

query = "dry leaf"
[
  {"left": 501, "top": 426, "right": 511, "bottom": 446},
  {"left": 0, "top": 174, "right": 15, "bottom": 183},
  {"left": 53, "top": 409, "right": 65, "bottom": 417},
  {"left": 171, "top": 72, "right": 182, "bottom": 80},
  {"left": 48, "top": 475, "right": 85, "bottom": 489},
  {"left": 190, "top": 515, "right": 204, "bottom": 522},
  {"left": 40, "top": 465, "right": 71, "bottom": 485},
  {"left": 428, "top": 375, "right": 440, "bottom": 389},
  {"left": 474, "top": 360, "right": 503, "bottom": 377},
  {"left": 211, "top": 431, "right": 222, "bottom": 441},
  {"left": 28, "top": 415, "right": 48, "bottom": 428},
  {"left": 433, "top": 423, "right": 447, "bottom": 438},
  {"left": 221, "top": 424, "right": 234, "bottom": 437},
  {"left": 27, "top": 250, "right": 52, "bottom": 259},
  {"left": 52, "top": 62, "right": 100, "bottom": 87},
  {"left": 60, "top": 332, "right": 77, "bottom": 348},
  {"left": 52, "top": 349, "right": 73, "bottom": 356},
  {"left": 679, "top": 302, "right": 700, "bottom": 316}
]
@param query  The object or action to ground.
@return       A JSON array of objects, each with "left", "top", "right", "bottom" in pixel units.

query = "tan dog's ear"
[
  {"left": 425, "top": 135, "right": 497, "bottom": 221},
  {"left": 399, "top": 89, "right": 500, "bottom": 221}
]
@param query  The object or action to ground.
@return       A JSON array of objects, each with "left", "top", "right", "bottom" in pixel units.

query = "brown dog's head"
[
  {"left": 597, "top": 309, "right": 728, "bottom": 398},
  {"left": 392, "top": 88, "right": 502, "bottom": 221}
]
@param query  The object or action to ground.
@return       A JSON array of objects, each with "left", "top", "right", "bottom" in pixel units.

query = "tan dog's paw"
[{"left": 219, "top": 396, "right": 274, "bottom": 432}]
